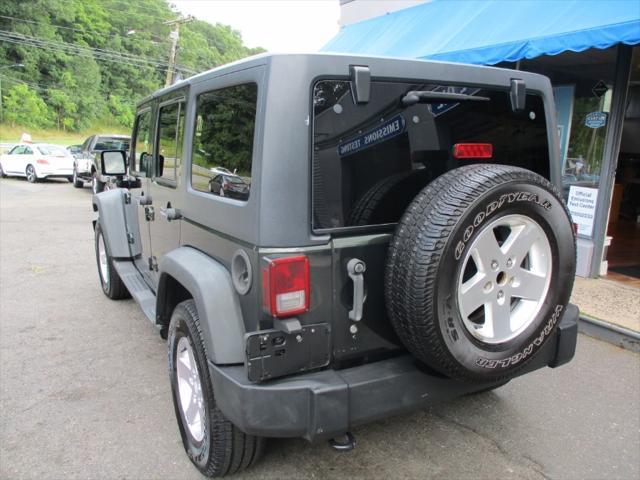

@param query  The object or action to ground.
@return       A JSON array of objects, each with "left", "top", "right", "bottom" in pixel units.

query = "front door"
[
  {"left": 148, "top": 99, "right": 186, "bottom": 286},
  {"left": 129, "top": 107, "right": 155, "bottom": 286}
]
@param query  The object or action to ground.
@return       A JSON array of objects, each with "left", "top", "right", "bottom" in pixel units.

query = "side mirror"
[{"left": 101, "top": 150, "right": 127, "bottom": 176}]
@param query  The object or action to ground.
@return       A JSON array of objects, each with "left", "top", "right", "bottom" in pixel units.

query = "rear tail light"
[
  {"left": 262, "top": 256, "right": 310, "bottom": 317},
  {"left": 36, "top": 159, "right": 49, "bottom": 165},
  {"left": 453, "top": 143, "right": 493, "bottom": 159}
]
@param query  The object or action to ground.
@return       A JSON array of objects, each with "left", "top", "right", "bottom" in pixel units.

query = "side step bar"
[{"left": 113, "top": 260, "right": 157, "bottom": 324}]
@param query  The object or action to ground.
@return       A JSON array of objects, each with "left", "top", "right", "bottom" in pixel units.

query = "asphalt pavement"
[{"left": 1, "top": 178, "right": 639, "bottom": 480}]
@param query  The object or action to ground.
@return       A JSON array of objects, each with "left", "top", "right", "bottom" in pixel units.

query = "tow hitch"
[{"left": 329, "top": 431, "right": 356, "bottom": 452}]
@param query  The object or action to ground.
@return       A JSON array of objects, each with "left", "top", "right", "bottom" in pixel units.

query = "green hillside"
[{"left": 0, "top": 0, "right": 264, "bottom": 135}]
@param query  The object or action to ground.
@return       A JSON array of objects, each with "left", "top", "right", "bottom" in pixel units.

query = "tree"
[
  {"left": 2, "top": 83, "right": 53, "bottom": 128},
  {"left": 0, "top": 0, "right": 265, "bottom": 132},
  {"left": 47, "top": 88, "right": 77, "bottom": 130}
]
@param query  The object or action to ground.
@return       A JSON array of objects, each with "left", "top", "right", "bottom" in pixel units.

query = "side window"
[
  {"left": 131, "top": 110, "right": 154, "bottom": 177},
  {"left": 9, "top": 146, "right": 23, "bottom": 154},
  {"left": 23, "top": 146, "right": 33, "bottom": 155},
  {"left": 156, "top": 101, "right": 185, "bottom": 184},
  {"left": 191, "top": 83, "right": 257, "bottom": 201}
]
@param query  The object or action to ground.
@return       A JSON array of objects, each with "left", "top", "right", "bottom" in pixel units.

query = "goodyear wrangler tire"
[{"left": 385, "top": 164, "right": 575, "bottom": 382}]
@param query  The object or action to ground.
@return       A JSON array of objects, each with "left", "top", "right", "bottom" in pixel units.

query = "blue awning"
[{"left": 322, "top": 0, "right": 640, "bottom": 65}]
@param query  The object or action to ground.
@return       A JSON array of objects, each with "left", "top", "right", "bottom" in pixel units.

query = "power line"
[
  {"left": 0, "top": 14, "right": 168, "bottom": 42},
  {"left": 0, "top": 30, "right": 196, "bottom": 73}
]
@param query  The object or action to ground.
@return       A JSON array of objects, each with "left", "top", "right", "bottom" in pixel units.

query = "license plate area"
[{"left": 245, "top": 323, "right": 331, "bottom": 382}]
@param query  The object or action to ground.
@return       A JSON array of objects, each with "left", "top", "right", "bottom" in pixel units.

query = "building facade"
[{"left": 326, "top": 0, "right": 640, "bottom": 278}]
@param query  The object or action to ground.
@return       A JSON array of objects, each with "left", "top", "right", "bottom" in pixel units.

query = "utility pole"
[{"left": 164, "top": 16, "right": 193, "bottom": 87}]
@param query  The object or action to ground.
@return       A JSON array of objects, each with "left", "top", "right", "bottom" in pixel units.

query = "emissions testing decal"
[{"left": 338, "top": 114, "right": 406, "bottom": 157}]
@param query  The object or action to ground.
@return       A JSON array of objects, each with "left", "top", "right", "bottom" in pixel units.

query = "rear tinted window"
[
  {"left": 191, "top": 83, "right": 257, "bottom": 201},
  {"left": 312, "top": 80, "right": 549, "bottom": 230},
  {"left": 94, "top": 137, "right": 130, "bottom": 151},
  {"left": 37, "top": 145, "right": 67, "bottom": 156}
]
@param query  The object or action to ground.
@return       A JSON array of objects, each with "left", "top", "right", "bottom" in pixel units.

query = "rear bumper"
[{"left": 210, "top": 304, "right": 579, "bottom": 441}]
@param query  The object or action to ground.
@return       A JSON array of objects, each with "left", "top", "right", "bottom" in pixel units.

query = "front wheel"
[
  {"left": 0, "top": 163, "right": 6, "bottom": 178},
  {"left": 94, "top": 223, "right": 130, "bottom": 299},
  {"left": 26, "top": 164, "right": 37, "bottom": 183},
  {"left": 168, "top": 300, "right": 264, "bottom": 477},
  {"left": 92, "top": 173, "right": 104, "bottom": 194}
]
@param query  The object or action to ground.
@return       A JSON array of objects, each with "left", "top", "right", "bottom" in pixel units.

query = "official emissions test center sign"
[{"left": 567, "top": 186, "right": 598, "bottom": 237}]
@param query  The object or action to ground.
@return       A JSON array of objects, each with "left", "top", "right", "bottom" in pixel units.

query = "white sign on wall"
[{"left": 567, "top": 186, "right": 598, "bottom": 237}]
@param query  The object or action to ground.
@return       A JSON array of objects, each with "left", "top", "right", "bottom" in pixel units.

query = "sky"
[{"left": 171, "top": 0, "right": 341, "bottom": 52}]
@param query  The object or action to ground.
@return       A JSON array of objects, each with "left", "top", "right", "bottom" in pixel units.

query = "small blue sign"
[
  {"left": 338, "top": 114, "right": 406, "bottom": 157},
  {"left": 585, "top": 111, "right": 607, "bottom": 129}
]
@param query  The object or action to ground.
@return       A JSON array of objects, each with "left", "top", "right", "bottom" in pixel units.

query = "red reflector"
[
  {"left": 453, "top": 143, "right": 493, "bottom": 159},
  {"left": 263, "top": 256, "right": 310, "bottom": 317},
  {"left": 36, "top": 159, "right": 49, "bottom": 165}
]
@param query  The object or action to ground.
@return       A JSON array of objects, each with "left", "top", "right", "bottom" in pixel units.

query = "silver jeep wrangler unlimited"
[{"left": 93, "top": 53, "right": 579, "bottom": 477}]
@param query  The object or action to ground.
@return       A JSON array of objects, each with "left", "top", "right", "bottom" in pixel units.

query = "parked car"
[
  {"left": 208, "top": 173, "right": 250, "bottom": 200},
  {"left": 0, "top": 143, "right": 74, "bottom": 182},
  {"left": 72, "top": 134, "right": 130, "bottom": 192},
  {"left": 91, "top": 54, "right": 579, "bottom": 477}
]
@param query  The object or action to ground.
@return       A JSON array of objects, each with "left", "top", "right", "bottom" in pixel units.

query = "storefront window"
[{"left": 564, "top": 92, "right": 612, "bottom": 191}]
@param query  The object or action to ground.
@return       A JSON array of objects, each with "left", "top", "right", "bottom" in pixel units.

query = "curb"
[{"left": 578, "top": 315, "right": 640, "bottom": 353}]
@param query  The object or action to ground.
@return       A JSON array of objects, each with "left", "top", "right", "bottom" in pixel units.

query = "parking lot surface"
[{"left": 1, "top": 178, "right": 639, "bottom": 480}]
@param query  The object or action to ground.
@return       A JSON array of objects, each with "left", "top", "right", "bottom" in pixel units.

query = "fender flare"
[
  {"left": 158, "top": 247, "right": 246, "bottom": 365},
  {"left": 92, "top": 189, "right": 133, "bottom": 259}
]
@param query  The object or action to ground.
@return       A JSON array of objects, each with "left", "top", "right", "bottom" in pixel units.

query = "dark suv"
[{"left": 92, "top": 53, "right": 579, "bottom": 477}]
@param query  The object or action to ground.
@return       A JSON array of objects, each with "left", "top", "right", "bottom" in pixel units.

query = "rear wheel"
[
  {"left": 72, "top": 168, "right": 84, "bottom": 188},
  {"left": 385, "top": 164, "right": 575, "bottom": 382},
  {"left": 168, "top": 300, "right": 264, "bottom": 477},
  {"left": 94, "top": 223, "right": 130, "bottom": 299},
  {"left": 25, "top": 164, "right": 37, "bottom": 183}
]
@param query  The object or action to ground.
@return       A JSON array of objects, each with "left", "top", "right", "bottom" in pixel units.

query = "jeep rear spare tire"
[{"left": 385, "top": 164, "right": 575, "bottom": 382}]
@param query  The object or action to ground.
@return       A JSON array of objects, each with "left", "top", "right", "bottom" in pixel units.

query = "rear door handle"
[
  {"left": 160, "top": 207, "right": 182, "bottom": 222},
  {"left": 347, "top": 258, "right": 366, "bottom": 321},
  {"left": 136, "top": 194, "right": 152, "bottom": 206}
]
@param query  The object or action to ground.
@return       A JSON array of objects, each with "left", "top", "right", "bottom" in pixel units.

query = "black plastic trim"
[{"left": 210, "top": 303, "right": 579, "bottom": 441}]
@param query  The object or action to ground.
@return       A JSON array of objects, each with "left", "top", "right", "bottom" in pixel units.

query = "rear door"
[
  {"left": 312, "top": 78, "right": 551, "bottom": 363},
  {"left": 148, "top": 96, "right": 186, "bottom": 286}
]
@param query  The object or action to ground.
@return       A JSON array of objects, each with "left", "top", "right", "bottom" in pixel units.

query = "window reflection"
[{"left": 191, "top": 83, "right": 257, "bottom": 201}]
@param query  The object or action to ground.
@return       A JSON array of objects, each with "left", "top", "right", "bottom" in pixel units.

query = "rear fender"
[{"left": 158, "top": 247, "right": 246, "bottom": 365}]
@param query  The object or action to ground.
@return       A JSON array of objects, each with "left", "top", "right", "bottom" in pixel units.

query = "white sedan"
[{"left": 0, "top": 143, "right": 75, "bottom": 183}]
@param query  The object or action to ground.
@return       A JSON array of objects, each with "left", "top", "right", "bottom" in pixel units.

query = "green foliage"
[
  {"left": 2, "top": 83, "right": 53, "bottom": 128},
  {"left": 0, "top": 0, "right": 263, "bottom": 132}
]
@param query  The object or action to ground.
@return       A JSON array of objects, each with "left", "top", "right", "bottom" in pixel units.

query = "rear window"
[
  {"left": 94, "top": 137, "right": 130, "bottom": 151},
  {"left": 37, "top": 145, "right": 67, "bottom": 156},
  {"left": 312, "top": 80, "right": 550, "bottom": 231}
]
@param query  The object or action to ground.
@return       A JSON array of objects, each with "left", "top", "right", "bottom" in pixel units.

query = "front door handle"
[
  {"left": 160, "top": 207, "right": 182, "bottom": 222},
  {"left": 347, "top": 258, "right": 366, "bottom": 321}
]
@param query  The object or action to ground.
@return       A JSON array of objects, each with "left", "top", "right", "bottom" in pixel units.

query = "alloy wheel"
[{"left": 457, "top": 214, "right": 552, "bottom": 344}]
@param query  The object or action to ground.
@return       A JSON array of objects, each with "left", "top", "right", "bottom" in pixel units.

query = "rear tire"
[
  {"left": 385, "top": 164, "right": 575, "bottom": 382},
  {"left": 26, "top": 164, "right": 37, "bottom": 183},
  {"left": 94, "top": 223, "right": 130, "bottom": 299},
  {"left": 72, "top": 169, "right": 84, "bottom": 188},
  {"left": 168, "top": 300, "right": 264, "bottom": 477}
]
